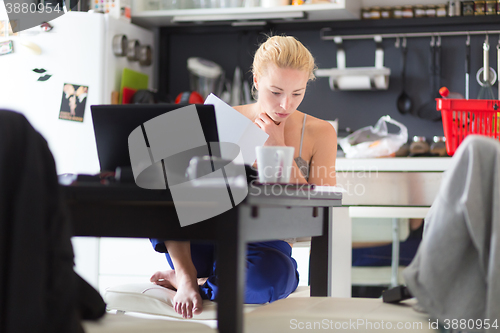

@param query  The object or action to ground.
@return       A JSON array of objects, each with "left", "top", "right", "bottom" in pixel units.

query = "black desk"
[{"left": 64, "top": 183, "right": 342, "bottom": 333}]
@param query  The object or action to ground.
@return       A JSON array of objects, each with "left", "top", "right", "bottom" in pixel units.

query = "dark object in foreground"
[{"left": 382, "top": 285, "right": 413, "bottom": 303}]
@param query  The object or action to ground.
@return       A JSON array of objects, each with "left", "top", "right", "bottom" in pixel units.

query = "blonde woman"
[{"left": 150, "top": 35, "right": 337, "bottom": 319}]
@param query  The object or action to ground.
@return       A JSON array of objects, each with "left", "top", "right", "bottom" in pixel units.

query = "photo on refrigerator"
[{"left": 59, "top": 83, "right": 89, "bottom": 122}]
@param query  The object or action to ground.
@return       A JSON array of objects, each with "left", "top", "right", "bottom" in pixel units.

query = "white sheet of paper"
[{"left": 205, "top": 93, "right": 268, "bottom": 165}]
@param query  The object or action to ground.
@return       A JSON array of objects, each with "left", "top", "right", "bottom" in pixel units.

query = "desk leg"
[
  {"left": 216, "top": 208, "right": 245, "bottom": 333},
  {"left": 309, "top": 207, "right": 332, "bottom": 296},
  {"left": 391, "top": 218, "right": 400, "bottom": 287},
  {"left": 331, "top": 207, "right": 352, "bottom": 298}
]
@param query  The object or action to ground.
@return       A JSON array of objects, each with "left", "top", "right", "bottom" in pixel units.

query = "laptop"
[{"left": 90, "top": 104, "right": 219, "bottom": 173}]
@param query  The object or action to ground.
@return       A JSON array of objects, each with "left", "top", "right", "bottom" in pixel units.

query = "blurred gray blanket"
[{"left": 403, "top": 135, "right": 500, "bottom": 326}]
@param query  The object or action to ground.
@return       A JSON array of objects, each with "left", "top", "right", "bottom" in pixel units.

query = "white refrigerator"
[{"left": 0, "top": 11, "right": 155, "bottom": 175}]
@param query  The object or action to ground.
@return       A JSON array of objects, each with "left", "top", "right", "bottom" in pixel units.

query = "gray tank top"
[
  {"left": 294, "top": 114, "right": 309, "bottom": 180},
  {"left": 284, "top": 114, "right": 310, "bottom": 244}
]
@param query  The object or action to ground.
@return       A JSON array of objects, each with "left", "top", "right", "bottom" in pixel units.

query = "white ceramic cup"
[{"left": 255, "top": 146, "right": 295, "bottom": 183}]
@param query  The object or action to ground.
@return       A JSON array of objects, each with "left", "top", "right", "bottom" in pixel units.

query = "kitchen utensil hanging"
[
  {"left": 476, "top": 34, "right": 497, "bottom": 99},
  {"left": 315, "top": 36, "right": 391, "bottom": 91},
  {"left": 396, "top": 37, "right": 413, "bottom": 114},
  {"left": 138, "top": 45, "right": 152, "bottom": 66},
  {"left": 417, "top": 35, "right": 442, "bottom": 122},
  {"left": 112, "top": 34, "right": 128, "bottom": 57},
  {"left": 498, "top": 36, "right": 500, "bottom": 99},
  {"left": 465, "top": 34, "right": 470, "bottom": 99},
  {"left": 127, "top": 39, "right": 140, "bottom": 61},
  {"left": 112, "top": 34, "right": 152, "bottom": 66}
]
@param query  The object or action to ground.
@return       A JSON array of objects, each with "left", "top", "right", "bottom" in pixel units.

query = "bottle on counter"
[
  {"left": 410, "top": 136, "right": 430, "bottom": 156},
  {"left": 430, "top": 136, "right": 448, "bottom": 157},
  {"left": 395, "top": 142, "right": 410, "bottom": 157}
]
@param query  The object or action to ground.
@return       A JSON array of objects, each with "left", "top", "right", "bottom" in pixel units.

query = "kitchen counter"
[
  {"left": 336, "top": 157, "right": 453, "bottom": 172},
  {"left": 335, "top": 157, "right": 451, "bottom": 206},
  {"left": 331, "top": 156, "right": 453, "bottom": 297}
]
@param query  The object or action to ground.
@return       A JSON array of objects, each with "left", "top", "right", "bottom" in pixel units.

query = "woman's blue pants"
[{"left": 150, "top": 239, "right": 299, "bottom": 304}]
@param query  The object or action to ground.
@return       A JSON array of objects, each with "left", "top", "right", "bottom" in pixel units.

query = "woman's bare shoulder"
[
  {"left": 304, "top": 114, "right": 336, "bottom": 137},
  {"left": 302, "top": 114, "right": 337, "bottom": 156}
]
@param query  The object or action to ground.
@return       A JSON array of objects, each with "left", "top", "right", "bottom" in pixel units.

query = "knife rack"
[{"left": 320, "top": 27, "right": 500, "bottom": 41}]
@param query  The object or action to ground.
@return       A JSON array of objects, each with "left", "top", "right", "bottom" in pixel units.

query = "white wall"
[{"left": 73, "top": 237, "right": 169, "bottom": 296}]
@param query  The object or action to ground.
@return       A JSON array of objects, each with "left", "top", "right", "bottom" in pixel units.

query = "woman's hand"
[{"left": 254, "top": 112, "right": 286, "bottom": 146}]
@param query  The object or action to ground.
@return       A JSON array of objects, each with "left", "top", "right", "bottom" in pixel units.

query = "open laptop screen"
[{"left": 90, "top": 104, "right": 219, "bottom": 172}]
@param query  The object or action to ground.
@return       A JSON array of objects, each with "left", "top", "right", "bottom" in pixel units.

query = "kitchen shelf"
[
  {"left": 272, "top": 14, "right": 500, "bottom": 34},
  {"left": 130, "top": 0, "right": 360, "bottom": 27}
]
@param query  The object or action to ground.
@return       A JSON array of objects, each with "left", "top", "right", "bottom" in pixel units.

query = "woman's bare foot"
[
  {"left": 150, "top": 270, "right": 177, "bottom": 290},
  {"left": 150, "top": 270, "right": 208, "bottom": 289},
  {"left": 150, "top": 270, "right": 203, "bottom": 319},
  {"left": 197, "top": 277, "right": 208, "bottom": 286},
  {"left": 172, "top": 273, "right": 203, "bottom": 319}
]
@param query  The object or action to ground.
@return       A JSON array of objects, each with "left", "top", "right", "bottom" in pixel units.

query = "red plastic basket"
[{"left": 436, "top": 98, "right": 500, "bottom": 156}]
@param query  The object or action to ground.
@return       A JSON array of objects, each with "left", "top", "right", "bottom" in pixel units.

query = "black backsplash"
[{"left": 159, "top": 17, "right": 500, "bottom": 141}]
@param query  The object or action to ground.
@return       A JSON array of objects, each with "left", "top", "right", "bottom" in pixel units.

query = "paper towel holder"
[{"left": 315, "top": 36, "right": 391, "bottom": 91}]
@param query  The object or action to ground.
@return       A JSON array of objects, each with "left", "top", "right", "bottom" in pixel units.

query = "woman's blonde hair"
[{"left": 252, "top": 35, "right": 316, "bottom": 81}]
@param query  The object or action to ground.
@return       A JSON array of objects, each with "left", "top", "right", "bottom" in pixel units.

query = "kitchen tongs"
[{"left": 417, "top": 36, "right": 442, "bottom": 121}]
